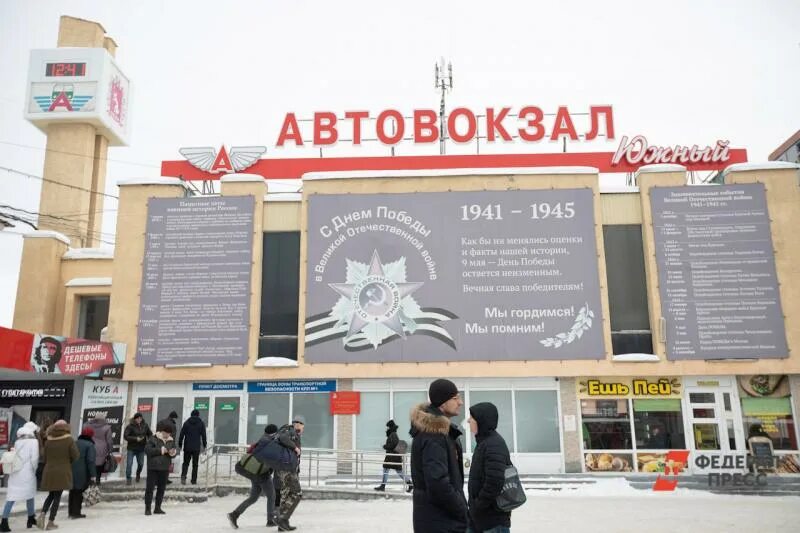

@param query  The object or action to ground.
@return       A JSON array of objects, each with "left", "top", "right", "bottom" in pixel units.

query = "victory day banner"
[
  {"left": 304, "top": 190, "right": 605, "bottom": 363},
  {"left": 0, "top": 326, "right": 126, "bottom": 377}
]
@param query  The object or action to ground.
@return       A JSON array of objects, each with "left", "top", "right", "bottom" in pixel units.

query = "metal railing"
[{"left": 200, "top": 444, "right": 411, "bottom": 491}]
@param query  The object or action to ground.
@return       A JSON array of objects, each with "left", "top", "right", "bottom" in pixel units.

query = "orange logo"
[{"left": 652, "top": 450, "right": 689, "bottom": 491}]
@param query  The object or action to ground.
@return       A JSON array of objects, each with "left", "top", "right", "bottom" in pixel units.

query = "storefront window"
[
  {"left": 356, "top": 392, "right": 390, "bottom": 452},
  {"left": 247, "top": 393, "right": 290, "bottom": 444},
  {"left": 581, "top": 399, "right": 631, "bottom": 450},
  {"left": 515, "top": 390, "right": 560, "bottom": 453},
  {"left": 742, "top": 397, "right": 797, "bottom": 451},
  {"left": 293, "top": 393, "right": 334, "bottom": 449},
  {"left": 470, "top": 391, "right": 513, "bottom": 451},
  {"left": 633, "top": 399, "right": 685, "bottom": 449},
  {"left": 393, "top": 391, "right": 427, "bottom": 443}
]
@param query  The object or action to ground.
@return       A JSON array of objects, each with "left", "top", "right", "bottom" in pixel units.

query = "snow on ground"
[{"left": 2, "top": 479, "right": 798, "bottom": 533}]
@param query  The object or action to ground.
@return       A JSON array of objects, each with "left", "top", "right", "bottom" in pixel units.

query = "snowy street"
[{"left": 5, "top": 480, "right": 798, "bottom": 532}]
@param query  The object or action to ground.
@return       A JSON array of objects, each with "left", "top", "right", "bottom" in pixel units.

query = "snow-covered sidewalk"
[{"left": 1, "top": 479, "right": 799, "bottom": 532}]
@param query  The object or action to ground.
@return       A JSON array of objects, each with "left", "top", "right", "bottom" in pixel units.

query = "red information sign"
[
  {"left": 329, "top": 391, "right": 360, "bottom": 415},
  {"left": 137, "top": 404, "right": 153, "bottom": 413},
  {"left": 0, "top": 419, "right": 8, "bottom": 447}
]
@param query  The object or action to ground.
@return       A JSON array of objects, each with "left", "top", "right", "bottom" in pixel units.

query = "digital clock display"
[{"left": 45, "top": 62, "right": 87, "bottom": 77}]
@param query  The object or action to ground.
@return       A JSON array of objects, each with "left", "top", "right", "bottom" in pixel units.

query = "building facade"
[{"left": 5, "top": 16, "right": 800, "bottom": 478}]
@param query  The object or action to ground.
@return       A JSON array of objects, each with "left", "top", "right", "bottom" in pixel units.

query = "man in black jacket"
[
  {"left": 123, "top": 413, "right": 152, "bottom": 485},
  {"left": 178, "top": 409, "right": 207, "bottom": 485},
  {"left": 467, "top": 402, "right": 511, "bottom": 533},
  {"left": 410, "top": 379, "right": 468, "bottom": 533}
]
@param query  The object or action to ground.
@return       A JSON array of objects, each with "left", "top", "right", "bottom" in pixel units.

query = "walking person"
[
  {"left": 37, "top": 420, "right": 79, "bottom": 530},
  {"left": 410, "top": 379, "right": 468, "bottom": 533},
  {"left": 68, "top": 427, "right": 97, "bottom": 520},
  {"left": 143, "top": 420, "right": 177, "bottom": 516},
  {"left": 374, "top": 420, "right": 412, "bottom": 493},
  {"left": 467, "top": 403, "right": 512, "bottom": 533},
  {"left": 85, "top": 415, "right": 112, "bottom": 485},
  {"left": 123, "top": 413, "right": 151, "bottom": 486},
  {"left": 1, "top": 422, "right": 39, "bottom": 532},
  {"left": 178, "top": 410, "right": 207, "bottom": 485},
  {"left": 257, "top": 416, "right": 304, "bottom": 532},
  {"left": 227, "top": 424, "right": 278, "bottom": 529}
]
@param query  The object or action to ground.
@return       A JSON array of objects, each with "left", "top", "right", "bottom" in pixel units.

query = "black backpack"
[{"left": 495, "top": 464, "right": 526, "bottom": 511}]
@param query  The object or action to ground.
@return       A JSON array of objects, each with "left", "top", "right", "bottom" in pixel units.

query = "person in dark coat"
[
  {"left": 260, "top": 416, "right": 304, "bottom": 531},
  {"left": 143, "top": 421, "right": 177, "bottom": 516},
  {"left": 374, "top": 419, "right": 412, "bottom": 492},
  {"left": 124, "top": 413, "right": 152, "bottom": 485},
  {"left": 467, "top": 402, "right": 512, "bottom": 533},
  {"left": 227, "top": 424, "right": 278, "bottom": 529},
  {"left": 69, "top": 426, "right": 97, "bottom": 519},
  {"left": 85, "top": 416, "right": 113, "bottom": 485},
  {"left": 410, "top": 379, "right": 468, "bottom": 533},
  {"left": 178, "top": 410, "right": 207, "bottom": 485},
  {"left": 38, "top": 420, "right": 79, "bottom": 530}
]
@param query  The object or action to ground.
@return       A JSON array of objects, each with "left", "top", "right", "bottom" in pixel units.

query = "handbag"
[
  {"left": 235, "top": 453, "right": 269, "bottom": 480},
  {"left": 495, "top": 464, "right": 526, "bottom": 512},
  {"left": 252, "top": 438, "right": 298, "bottom": 472},
  {"left": 104, "top": 454, "right": 118, "bottom": 474},
  {"left": 84, "top": 484, "right": 102, "bottom": 507}
]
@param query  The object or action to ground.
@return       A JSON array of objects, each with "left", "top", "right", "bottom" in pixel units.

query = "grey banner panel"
[
  {"left": 650, "top": 184, "right": 788, "bottom": 360},
  {"left": 304, "top": 189, "right": 605, "bottom": 363},
  {"left": 136, "top": 196, "right": 255, "bottom": 365}
]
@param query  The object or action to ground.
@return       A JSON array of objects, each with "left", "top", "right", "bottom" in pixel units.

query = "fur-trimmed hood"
[
  {"left": 410, "top": 402, "right": 454, "bottom": 437},
  {"left": 47, "top": 424, "right": 72, "bottom": 440}
]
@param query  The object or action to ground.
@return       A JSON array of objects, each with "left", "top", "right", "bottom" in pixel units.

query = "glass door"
[
  {"left": 213, "top": 396, "right": 241, "bottom": 445},
  {"left": 685, "top": 386, "right": 745, "bottom": 471}
]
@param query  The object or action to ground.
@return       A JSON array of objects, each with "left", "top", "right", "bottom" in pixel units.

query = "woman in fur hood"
[{"left": 37, "top": 420, "right": 79, "bottom": 530}]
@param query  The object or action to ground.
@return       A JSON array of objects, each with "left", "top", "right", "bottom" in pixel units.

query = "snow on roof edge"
[
  {"left": 220, "top": 173, "right": 265, "bottom": 183},
  {"left": 63, "top": 247, "right": 115, "bottom": 260},
  {"left": 117, "top": 177, "right": 192, "bottom": 189},
  {"left": 722, "top": 161, "right": 800, "bottom": 177},
  {"left": 23, "top": 230, "right": 70, "bottom": 245},
  {"left": 303, "top": 166, "right": 600, "bottom": 181},
  {"left": 65, "top": 277, "right": 112, "bottom": 287}
]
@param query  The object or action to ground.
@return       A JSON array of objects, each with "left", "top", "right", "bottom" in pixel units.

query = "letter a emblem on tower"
[
  {"left": 48, "top": 92, "right": 73, "bottom": 111},
  {"left": 210, "top": 145, "right": 233, "bottom": 173}
]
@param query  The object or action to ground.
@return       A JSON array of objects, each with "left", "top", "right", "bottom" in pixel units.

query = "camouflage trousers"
[{"left": 276, "top": 469, "right": 302, "bottom": 520}]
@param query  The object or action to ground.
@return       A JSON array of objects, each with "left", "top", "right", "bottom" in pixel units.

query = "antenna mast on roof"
[{"left": 435, "top": 58, "right": 453, "bottom": 155}]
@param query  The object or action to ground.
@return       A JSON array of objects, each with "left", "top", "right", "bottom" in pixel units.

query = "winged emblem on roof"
[{"left": 179, "top": 145, "right": 267, "bottom": 174}]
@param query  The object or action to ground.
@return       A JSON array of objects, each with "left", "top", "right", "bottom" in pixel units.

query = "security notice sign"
[
  {"left": 304, "top": 189, "right": 605, "bottom": 362},
  {"left": 650, "top": 184, "right": 788, "bottom": 360}
]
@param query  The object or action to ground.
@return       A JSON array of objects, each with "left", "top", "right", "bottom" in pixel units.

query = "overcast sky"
[{"left": 1, "top": 0, "right": 798, "bottom": 329}]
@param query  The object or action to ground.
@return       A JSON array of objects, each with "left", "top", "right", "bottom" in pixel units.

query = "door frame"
[{"left": 682, "top": 376, "right": 746, "bottom": 473}]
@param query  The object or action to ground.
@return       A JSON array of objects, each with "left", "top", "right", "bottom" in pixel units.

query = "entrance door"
[
  {"left": 684, "top": 384, "right": 745, "bottom": 470},
  {"left": 213, "top": 396, "right": 241, "bottom": 445}
]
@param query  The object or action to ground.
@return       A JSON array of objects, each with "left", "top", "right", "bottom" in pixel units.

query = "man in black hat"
[
  {"left": 409, "top": 379, "right": 468, "bottom": 532},
  {"left": 178, "top": 409, "right": 207, "bottom": 485}
]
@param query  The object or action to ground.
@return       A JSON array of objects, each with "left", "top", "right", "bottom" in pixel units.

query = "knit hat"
[
  {"left": 292, "top": 415, "right": 306, "bottom": 425},
  {"left": 81, "top": 426, "right": 95, "bottom": 438},
  {"left": 386, "top": 419, "right": 398, "bottom": 430},
  {"left": 169, "top": 411, "right": 178, "bottom": 419},
  {"left": 429, "top": 379, "right": 459, "bottom": 408},
  {"left": 191, "top": 409, "right": 200, "bottom": 417},
  {"left": 53, "top": 419, "right": 69, "bottom": 427},
  {"left": 265, "top": 424, "right": 278, "bottom": 434}
]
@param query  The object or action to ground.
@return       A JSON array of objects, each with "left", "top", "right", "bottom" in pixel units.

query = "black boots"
[
  {"left": 154, "top": 508, "right": 165, "bottom": 515},
  {"left": 0, "top": 518, "right": 10, "bottom": 532},
  {"left": 227, "top": 512, "right": 239, "bottom": 529},
  {"left": 27, "top": 515, "right": 37, "bottom": 529},
  {"left": 373, "top": 484, "right": 385, "bottom": 491},
  {"left": 145, "top": 507, "right": 151, "bottom": 516},
  {"left": 276, "top": 518, "right": 296, "bottom": 531}
]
